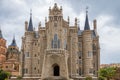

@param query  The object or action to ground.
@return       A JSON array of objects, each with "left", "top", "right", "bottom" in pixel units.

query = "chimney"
[
  {"left": 93, "top": 19, "right": 97, "bottom": 30},
  {"left": 25, "top": 21, "right": 28, "bottom": 31}
]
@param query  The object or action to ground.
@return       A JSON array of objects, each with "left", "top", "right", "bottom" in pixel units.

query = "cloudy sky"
[{"left": 0, "top": 0, "right": 120, "bottom": 64}]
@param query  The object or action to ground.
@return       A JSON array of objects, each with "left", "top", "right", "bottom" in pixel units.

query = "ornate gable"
[{"left": 49, "top": 3, "right": 62, "bottom": 16}]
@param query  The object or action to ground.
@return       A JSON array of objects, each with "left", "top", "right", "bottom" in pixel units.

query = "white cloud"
[
  {"left": 96, "top": 15, "right": 120, "bottom": 63},
  {"left": 1, "top": 1, "right": 120, "bottom": 64}
]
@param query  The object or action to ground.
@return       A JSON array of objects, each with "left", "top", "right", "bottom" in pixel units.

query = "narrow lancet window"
[{"left": 51, "top": 34, "right": 60, "bottom": 48}]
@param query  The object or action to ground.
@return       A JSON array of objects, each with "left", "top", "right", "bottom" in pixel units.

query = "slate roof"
[
  {"left": 0, "top": 28, "right": 3, "bottom": 38},
  {"left": 84, "top": 12, "right": 90, "bottom": 30},
  {"left": 78, "top": 30, "right": 83, "bottom": 36},
  {"left": 10, "top": 37, "right": 17, "bottom": 46},
  {"left": 28, "top": 11, "right": 33, "bottom": 31}
]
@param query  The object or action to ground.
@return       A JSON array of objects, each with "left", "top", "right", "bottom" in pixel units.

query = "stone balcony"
[{"left": 46, "top": 49, "right": 68, "bottom": 54}]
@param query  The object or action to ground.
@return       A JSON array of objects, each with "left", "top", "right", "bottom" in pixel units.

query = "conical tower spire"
[
  {"left": 84, "top": 7, "right": 90, "bottom": 30},
  {"left": 0, "top": 27, "right": 3, "bottom": 38},
  {"left": 10, "top": 35, "right": 17, "bottom": 46},
  {"left": 28, "top": 9, "right": 33, "bottom": 31}
]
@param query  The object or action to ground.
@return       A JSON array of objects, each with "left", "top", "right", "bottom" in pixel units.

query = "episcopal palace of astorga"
[{"left": 0, "top": 3, "right": 100, "bottom": 80}]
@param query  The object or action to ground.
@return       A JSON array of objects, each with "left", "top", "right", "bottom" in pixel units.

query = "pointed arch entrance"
[{"left": 52, "top": 64, "right": 60, "bottom": 76}]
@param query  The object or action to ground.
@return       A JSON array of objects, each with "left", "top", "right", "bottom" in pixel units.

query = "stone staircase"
[{"left": 43, "top": 76, "right": 68, "bottom": 80}]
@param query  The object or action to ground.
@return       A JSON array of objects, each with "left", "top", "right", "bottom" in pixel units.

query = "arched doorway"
[{"left": 53, "top": 64, "right": 60, "bottom": 76}]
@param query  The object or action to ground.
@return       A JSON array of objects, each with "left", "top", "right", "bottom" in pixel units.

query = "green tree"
[
  {"left": 0, "top": 69, "right": 10, "bottom": 80},
  {"left": 17, "top": 75, "right": 22, "bottom": 80},
  {"left": 98, "top": 67, "right": 116, "bottom": 80},
  {"left": 98, "top": 76, "right": 105, "bottom": 80},
  {"left": 85, "top": 76, "right": 92, "bottom": 80}
]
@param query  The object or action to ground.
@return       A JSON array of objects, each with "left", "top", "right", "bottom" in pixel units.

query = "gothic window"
[
  {"left": 34, "top": 54, "right": 37, "bottom": 57},
  {"left": 54, "top": 43, "right": 57, "bottom": 48},
  {"left": 79, "top": 60, "right": 82, "bottom": 64},
  {"left": 79, "top": 68, "right": 82, "bottom": 75},
  {"left": 38, "top": 60, "right": 39, "bottom": 64},
  {"left": 77, "top": 69, "right": 79, "bottom": 74},
  {"left": 34, "top": 67, "right": 36, "bottom": 70},
  {"left": 64, "top": 40, "right": 67, "bottom": 50},
  {"left": 38, "top": 69, "right": 39, "bottom": 73},
  {"left": 26, "top": 69, "right": 28, "bottom": 73},
  {"left": 6, "top": 66, "right": 8, "bottom": 68},
  {"left": 54, "top": 34, "right": 58, "bottom": 41},
  {"left": 93, "top": 44, "right": 96, "bottom": 50},
  {"left": 78, "top": 51, "right": 82, "bottom": 59},
  {"left": 10, "top": 48, "right": 12, "bottom": 51},
  {"left": 24, "top": 68, "right": 28, "bottom": 74},
  {"left": 23, "top": 69, "right": 25, "bottom": 73},
  {"left": 54, "top": 16, "right": 57, "bottom": 21},
  {"left": 88, "top": 51, "right": 93, "bottom": 57},
  {"left": 93, "top": 70, "right": 95, "bottom": 75},
  {"left": 58, "top": 39, "right": 60, "bottom": 48},
  {"left": 14, "top": 64, "right": 17, "bottom": 70},
  {"left": 78, "top": 42, "right": 81, "bottom": 47},
  {"left": 51, "top": 40, "right": 54, "bottom": 48},
  {"left": 54, "top": 22, "right": 57, "bottom": 27},
  {"left": 51, "top": 34, "right": 60, "bottom": 48},
  {"left": 26, "top": 52, "right": 29, "bottom": 57},
  {"left": 89, "top": 68, "right": 93, "bottom": 74},
  {"left": 54, "top": 34, "right": 58, "bottom": 48}
]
